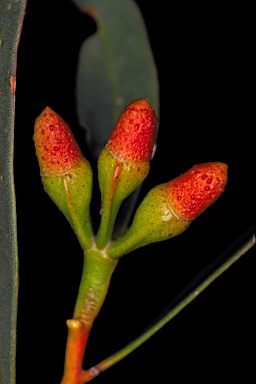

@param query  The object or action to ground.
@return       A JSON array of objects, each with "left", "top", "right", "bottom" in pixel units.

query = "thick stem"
[
  {"left": 61, "top": 248, "right": 117, "bottom": 384},
  {"left": 73, "top": 249, "right": 118, "bottom": 323}
]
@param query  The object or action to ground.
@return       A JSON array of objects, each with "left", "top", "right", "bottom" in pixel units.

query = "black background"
[{"left": 14, "top": 1, "right": 254, "bottom": 383}]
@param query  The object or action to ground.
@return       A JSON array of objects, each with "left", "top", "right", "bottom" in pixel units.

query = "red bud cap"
[
  {"left": 166, "top": 162, "right": 228, "bottom": 222},
  {"left": 34, "top": 107, "right": 83, "bottom": 175},
  {"left": 106, "top": 99, "right": 157, "bottom": 162}
]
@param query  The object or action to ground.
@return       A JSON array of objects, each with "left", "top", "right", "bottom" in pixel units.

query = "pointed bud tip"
[
  {"left": 34, "top": 107, "right": 83, "bottom": 175},
  {"left": 166, "top": 162, "right": 228, "bottom": 222},
  {"left": 106, "top": 98, "right": 158, "bottom": 162}
]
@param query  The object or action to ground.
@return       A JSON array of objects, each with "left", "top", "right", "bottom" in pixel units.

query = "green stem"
[
  {"left": 61, "top": 248, "right": 117, "bottom": 384},
  {"left": 81, "top": 232, "right": 255, "bottom": 382},
  {"left": 73, "top": 249, "right": 118, "bottom": 323},
  {"left": 96, "top": 161, "right": 123, "bottom": 249}
]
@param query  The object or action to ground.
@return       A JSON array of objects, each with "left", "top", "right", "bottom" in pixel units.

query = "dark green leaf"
[
  {"left": 73, "top": 0, "right": 159, "bottom": 160},
  {"left": 0, "top": 1, "right": 27, "bottom": 383}
]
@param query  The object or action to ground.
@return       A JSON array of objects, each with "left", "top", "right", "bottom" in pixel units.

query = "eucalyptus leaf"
[
  {"left": 0, "top": 1, "right": 27, "bottom": 383},
  {"left": 73, "top": 0, "right": 159, "bottom": 161}
]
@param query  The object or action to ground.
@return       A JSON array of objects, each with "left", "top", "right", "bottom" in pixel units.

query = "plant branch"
[
  {"left": 80, "top": 230, "right": 255, "bottom": 382},
  {"left": 60, "top": 249, "right": 117, "bottom": 383}
]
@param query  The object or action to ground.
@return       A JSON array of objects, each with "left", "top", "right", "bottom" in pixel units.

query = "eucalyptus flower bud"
[
  {"left": 34, "top": 107, "right": 93, "bottom": 249},
  {"left": 96, "top": 98, "right": 158, "bottom": 249},
  {"left": 108, "top": 162, "right": 228, "bottom": 259}
]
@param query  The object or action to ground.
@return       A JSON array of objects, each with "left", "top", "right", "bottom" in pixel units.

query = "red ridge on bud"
[
  {"left": 34, "top": 107, "right": 83, "bottom": 175},
  {"left": 106, "top": 99, "right": 157, "bottom": 162},
  {"left": 166, "top": 162, "right": 228, "bottom": 222}
]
